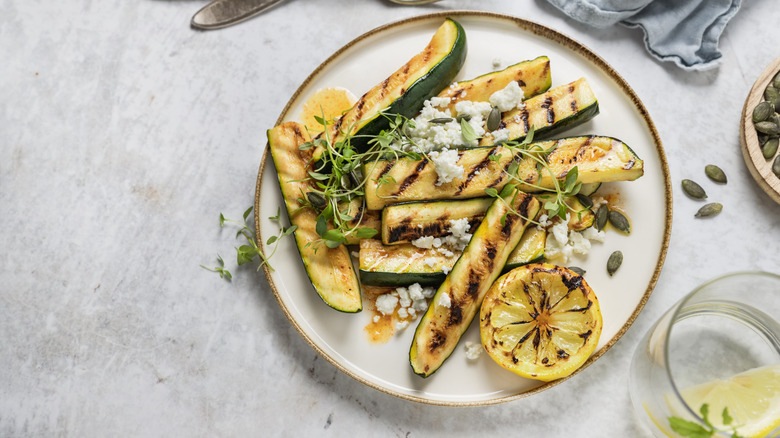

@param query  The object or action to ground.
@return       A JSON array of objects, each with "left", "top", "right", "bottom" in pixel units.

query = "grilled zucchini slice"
[
  {"left": 381, "top": 197, "right": 492, "bottom": 245},
  {"left": 435, "top": 56, "right": 551, "bottom": 113},
  {"left": 325, "top": 18, "right": 467, "bottom": 154},
  {"left": 480, "top": 77, "right": 599, "bottom": 146},
  {"left": 358, "top": 239, "right": 459, "bottom": 287},
  {"left": 503, "top": 226, "right": 546, "bottom": 272},
  {"left": 364, "top": 136, "right": 643, "bottom": 209},
  {"left": 409, "top": 189, "right": 541, "bottom": 377},
  {"left": 267, "top": 122, "right": 362, "bottom": 312}
]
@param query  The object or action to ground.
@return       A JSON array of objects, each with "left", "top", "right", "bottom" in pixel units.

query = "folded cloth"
[{"left": 545, "top": 0, "right": 742, "bottom": 70}]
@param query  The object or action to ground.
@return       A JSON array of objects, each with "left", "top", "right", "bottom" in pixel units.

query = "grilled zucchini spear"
[
  {"left": 364, "top": 136, "right": 643, "bottom": 210},
  {"left": 409, "top": 189, "right": 541, "bottom": 377},
  {"left": 267, "top": 122, "right": 362, "bottom": 312}
]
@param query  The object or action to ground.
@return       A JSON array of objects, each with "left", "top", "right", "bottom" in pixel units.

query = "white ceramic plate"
[{"left": 255, "top": 11, "right": 672, "bottom": 406}]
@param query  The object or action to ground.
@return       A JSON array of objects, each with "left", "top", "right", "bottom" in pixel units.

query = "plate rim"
[{"left": 254, "top": 10, "right": 673, "bottom": 406}]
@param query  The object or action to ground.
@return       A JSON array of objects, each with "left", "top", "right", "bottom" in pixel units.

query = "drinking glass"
[{"left": 629, "top": 272, "right": 780, "bottom": 438}]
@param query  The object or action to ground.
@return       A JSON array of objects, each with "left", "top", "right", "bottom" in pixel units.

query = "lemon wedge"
[
  {"left": 679, "top": 364, "right": 780, "bottom": 437},
  {"left": 479, "top": 263, "right": 602, "bottom": 381}
]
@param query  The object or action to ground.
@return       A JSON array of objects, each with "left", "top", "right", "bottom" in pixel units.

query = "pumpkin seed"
[
  {"left": 575, "top": 193, "right": 594, "bottom": 209},
  {"left": 607, "top": 251, "right": 623, "bottom": 277},
  {"left": 568, "top": 266, "right": 586, "bottom": 276},
  {"left": 755, "top": 121, "right": 780, "bottom": 136},
  {"left": 430, "top": 117, "right": 454, "bottom": 124},
  {"left": 306, "top": 192, "right": 327, "bottom": 209},
  {"left": 340, "top": 174, "right": 352, "bottom": 190},
  {"left": 765, "top": 85, "right": 779, "bottom": 103},
  {"left": 487, "top": 106, "right": 501, "bottom": 132},
  {"left": 773, "top": 155, "right": 780, "bottom": 178},
  {"left": 456, "top": 114, "right": 472, "bottom": 122},
  {"left": 595, "top": 204, "right": 608, "bottom": 231},
  {"left": 681, "top": 179, "right": 707, "bottom": 199},
  {"left": 695, "top": 202, "right": 722, "bottom": 218},
  {"left": 704, "top": 165, "right": 727, "bottom": 184},
  {"left": 608, "top": 210, "right": 631, "bottom": 234},
  {"left": 774, "top": 71, "right": 780, "bottom": 90},
  {"left": 753, "top": 101, "right": 774, "bottom": 122},
  {"left": 763, "top": 138, "right": 779, "bottom": 159},
  {"left": 759, "top": 133, "right": 769, "bottom": 146}
]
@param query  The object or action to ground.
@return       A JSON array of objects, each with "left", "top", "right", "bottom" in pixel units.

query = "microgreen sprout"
[{"left": 667, "top": 403, "right": 743, "bottom": 438}]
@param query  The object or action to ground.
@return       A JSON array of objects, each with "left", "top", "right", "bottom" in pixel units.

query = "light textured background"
[{"left": 2, "top": 1, "right": 779, "bottom": 437}]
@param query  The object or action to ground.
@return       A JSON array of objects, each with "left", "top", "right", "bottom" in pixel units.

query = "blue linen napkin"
[{"left": 545, "top": 0, "right": 742, "bottom": 70}]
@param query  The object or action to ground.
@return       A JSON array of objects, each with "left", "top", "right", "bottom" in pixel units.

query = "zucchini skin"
[
  {"left": 359, "top": 271, "right": 446, "bottom": 288},
  {"left": 267, "top": 122, "right": 362, "bottom": 313},
  {"left": 409, "top": 189, "right": 541, "bottom": 377},
  {"left": 331, "top": 18, "right": 467, "bottom": 154}
]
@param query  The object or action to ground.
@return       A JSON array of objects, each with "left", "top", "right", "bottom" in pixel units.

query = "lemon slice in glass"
[
  {"left": 479, "top": 263, "right": 603, "bottom": 382},
  {"left": 679, "top": 364, "right": 780, "bottom": 437}
]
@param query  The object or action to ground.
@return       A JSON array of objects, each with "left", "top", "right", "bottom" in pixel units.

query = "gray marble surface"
[{"left": 2, "top": 1, "right": 779, "bottom": 437}]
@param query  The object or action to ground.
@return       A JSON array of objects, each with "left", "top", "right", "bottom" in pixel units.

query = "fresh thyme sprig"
[
  {"left": 201, "top": 206, "right": 296, "bottom": 279},
  {"left": 668, "top": 403, "right": 743, "bottom": 438}
]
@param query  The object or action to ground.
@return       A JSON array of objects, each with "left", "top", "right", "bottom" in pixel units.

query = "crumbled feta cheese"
[
  {"left": 422, "top": 287, "right": 436, "bottom": 299},
  {"left": 455, "top": 100, "right": 492, "bottom": 118},
  {"left": 395, "top": 320, "right": 410, "bottom": 330},
  {"left": 407, "top": 283, "right": 425, "bottom": 301},
  {"left": 397, "top": 307, "right": 408, "bottom": 319},
  {"left": 407, "top": 307, "right": 417, "bottom": 319},
  {"left": 582, "top": 227, "right": 606, "bottom": 242},
  {"left": 375, "top": 294, "right": 398, "bottom": 315},
  {"left": 429, "top": 149, "right": 464, "bottom": 186},
  {"left": 413, "top": 298, "right": 428, "bottom": 312},
  {"left": 489, "top": 81, "right": 524, "bottom": 112},
  {"left": 397, "top": 287, "right": 412, "bottom": 308},
  {"left": 412, "top": 235, "right": 442, "bottom": 249},
  {"left": 423, "top": 257, "right": 437, "bottom": 268},
  {"left": 464, "top": 341, "right": 483, "bottom": 360},
  {"left": 429, "top": 96, "right": 451, "bottom": 108},
  {"left": 569, "top": 230, "right": 591, "bottom": 255},
  {"left": 490, "top": 128, "right": 511, "bottom": 144},
  {"left": 442, "top": 266, "right": 451, "bottom": 275},
  {"left": 438, "top": 292, "right": 452, "bottom": 308}
]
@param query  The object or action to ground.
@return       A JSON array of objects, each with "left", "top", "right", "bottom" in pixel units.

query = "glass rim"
[{"left": 661, "top": 270, "right": 780, "bottom": 436}]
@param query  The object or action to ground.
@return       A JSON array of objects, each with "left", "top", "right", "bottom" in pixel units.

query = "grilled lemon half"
[{"left": 479, "top": 263, "right": 603, "bottom": 381}]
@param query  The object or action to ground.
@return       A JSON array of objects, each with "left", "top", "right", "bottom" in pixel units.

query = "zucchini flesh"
[
  {"left": 342, "top": 198, "right": 381, "bottom": 246},
  {"left": 325, "top": 18, "right": 467, "bottom": 154},
  {"left": 480, "top": 77, "right": 599, "bottom": 146},
  {"left": 409, "top": 190, "right": 541, "bottom": 377},
  {"left": 381, "top": 198, "right": 492, "bottom": 245},
  {"left": 504, "top": 226, "right": 546, "bottom": 272},
  {"left": 435, "top": 56, "right": 551, "bottom": 113},
  {"left": 364, "top": 136, "right": 643, "bottom": 209},
  {"left": 358, "top": 239, "right": 459, "bottom": 287},
  {"left": 267, "top": 122, "right": 362, "bottom": 312}
]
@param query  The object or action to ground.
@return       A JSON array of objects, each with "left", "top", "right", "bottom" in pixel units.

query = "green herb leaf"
[
  {"left": 722, "top": 407, "right": 733, "bottom": 426},
  {"left": 488, "top": 153, "right": 502, "bottom": 162},
  {"left": 484, "top": 187, "right": 499, "bottom": 198},
  {"left": 266, "top": 235, "right": 278, "bottom": 245},
  {"left": 564, "top": 166, "right": 579, "bottom": 193},
  {"left": 219, "top": 213, "right": 226, "bottom": 227},
  {"left": 308, "top": 171, "right": 330, "bottom": 181},
  {"left": 316, "top": 216, "right": 327, "bottom": 237},
  {"left": 243, "top": 206, "right": 253, "bottom": 222},
  {"left": 461, "top": 118, "right": 479, "bottom": 144},
  {"left": 269, "top": 207, "right": 281, "bottom": 222},
  {"left": 668, "top": 417, "right": 713, "bottom": 438},
  {"left": 355, "top": 227, "right": 378, "bottom": 239},
  {"left": 499, "top": 183, "right": 517, "bottom": 198}
]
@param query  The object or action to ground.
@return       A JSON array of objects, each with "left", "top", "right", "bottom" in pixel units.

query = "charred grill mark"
[
  {"left": 579, "top": 330, "right": 593, "bottom": 342},
  {"left": 501, "top": 213, "right": 516, "bottom": 237},
  {"left": 498, "top": 120, "right": 507, "bottom": 130},
  {"left": 394, "top": 159, "right": 428, "bottom": 195},
  {"left": 532, "top": 328, "right": 541, "bottom": 349},
  {"left": 520, "top": 108, "right": 530, "bottom": 133},
  {"left": 386, "top": 217, "right": 413, "bottom": 243},
  {"left": 466, "top": 269, "right": 481, "bottom": 300},
  {"left": 570, "top": 92, "right": 579, "bottom": 113},
  {"left": 376, "top": 162, "right": 394, "bottom": 182},
  {"left": 429, "top": 331, "right": 446, "bottom": 351},
  {"left": 557, "top": 349, "right": 570, "bottom": 359},
  {"left": 349, "top": 202, "right": 365, "bottom": 226},
  {"left": 541, "top": 96, "right": 555, "bottom": 125},
  {"left": 455, "top": 148, "right": 497, "bottom": 195},
  {"left": 447, "top": 305, "right": 463, "bottom": 326},
  {"left": 515, "top": 194, "right": 534, "bottom": 223},
  {"left": 485, "top": 241, "right": 497, "bottom": 260},
  {"left": 516, "top": 79, "right": 526, "bottom": 88},
  {"left": 561, "top": 273, "right": 583, "bottom": 291},
  {"left": 542, "top": 61, "right": 550, "bottom": 77},
  {"left": 468, "top": 216, "right": 485, "bottom": 231},
  {"left": 624, "top": 158, "right": 636, "bottom": 169}
]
